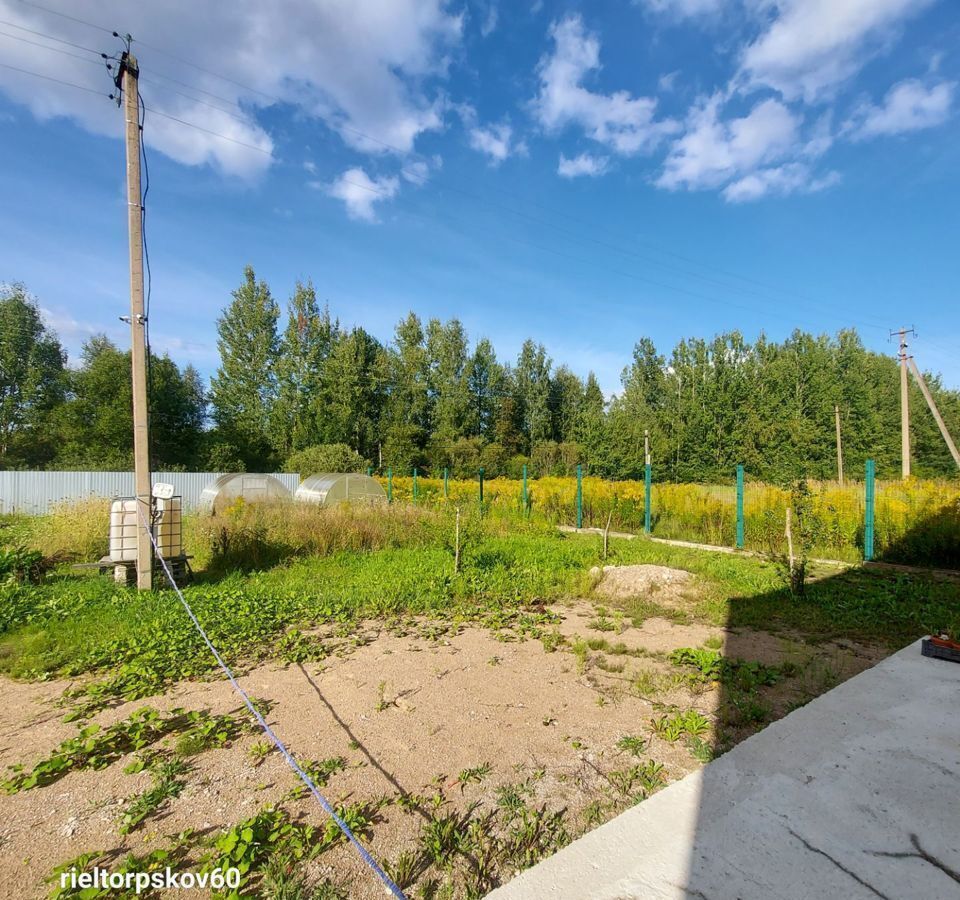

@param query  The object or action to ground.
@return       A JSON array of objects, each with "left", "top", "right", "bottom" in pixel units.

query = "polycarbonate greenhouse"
[
  {"left": 197, "top": 473, "right": 292, "bottom": 515},
  {"left": 294, "top": 473, "right": 387, "bottom": 506}
]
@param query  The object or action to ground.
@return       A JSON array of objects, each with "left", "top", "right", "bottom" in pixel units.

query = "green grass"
[{"left": 0, "top": 526, "right": 956, "bottom": 715}]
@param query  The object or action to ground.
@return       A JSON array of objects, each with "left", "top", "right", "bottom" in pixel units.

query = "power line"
[
  {"left": 0, "top": 16, "right": 103, "bottom": 54},
  {"left": 0, "top": 26, "right": 106, "bottom": 64},
  {"left": 0, "top": 60, "right": 108, "bottom": 97},
  {"left": 141, "top": 103, "right": 272, "bottom": 154},
  {"left": 12, "top": 0, "right": 115, "bottom": 35}
]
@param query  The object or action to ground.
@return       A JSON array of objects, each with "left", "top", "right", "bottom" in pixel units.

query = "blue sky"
[{"left": 0, "top": 0, "right": 958, "bottom": 396}]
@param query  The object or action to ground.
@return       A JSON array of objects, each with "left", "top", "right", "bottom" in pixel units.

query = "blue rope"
[{"left": 138, "top": 510, "right": 406, "bottom": 899}]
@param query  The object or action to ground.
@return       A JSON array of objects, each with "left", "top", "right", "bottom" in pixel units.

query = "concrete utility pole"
[
  {"left": 893, "top": 327, "right": 914, "bottom": 480},
  {"left": 121, "top": 51, "right": 152, "bottom": 590},
  {"left": 834, "top": 404, "right": 844, "bottom": 486},
  {"left": 907, "top": 357, "right": 960, "bottom": 470}
]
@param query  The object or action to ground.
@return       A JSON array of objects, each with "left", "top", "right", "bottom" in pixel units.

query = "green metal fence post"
[
  {"left": 413, "top": 467, "right": 418, "bottom": 504},
  {"left": 644, "top": 463, "right": 652, "bottom": 534},
  {"left": 864, "top": 458, "right": 875, "bottom": 562},
  {"left": 387, "top": 468, "right": 393, "bottom": 503},
  {"left": 736, "top": 464, "right": 745, "bottom": 550},
  {"left": 576, "top": 464, "right": 583, "bottom": 529},
  {"left": 443, "top": 467, "right": 449, "bottom": 499},
  {"left": 522, "top": 464, "right": 528, "bottom": 510},
  {"left": 478, "top": 467, "right": 484, "bottom": 504}
]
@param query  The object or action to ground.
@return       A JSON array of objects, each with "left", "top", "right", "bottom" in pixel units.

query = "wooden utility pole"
[
  {"left": 834, "top": 404, "right": 844, "bottom": 486},
  {"left": 893, "top": 327, "right": 914, "bottom": 480},
  {"left": 907, "top": 357, "right": 960, "bottom": 470},
  {"left": 121, "top": 51, "right": 152, "bottom": 590}
]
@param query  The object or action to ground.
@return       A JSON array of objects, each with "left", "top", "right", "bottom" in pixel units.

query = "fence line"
[{"left": 0, "top": 471, "right": 301, "bottom": 514}]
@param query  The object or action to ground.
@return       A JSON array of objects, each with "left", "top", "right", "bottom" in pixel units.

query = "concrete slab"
[{"left": 487, "top": 639, "right": 960, "bottom": 900}]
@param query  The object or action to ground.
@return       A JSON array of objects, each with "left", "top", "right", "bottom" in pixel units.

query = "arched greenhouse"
[
  {"left": 294, "top": 473, "right": 387, "bottom": 506},
  {"left": 197, "top": 473, "right": 292, "bottom": 515}
]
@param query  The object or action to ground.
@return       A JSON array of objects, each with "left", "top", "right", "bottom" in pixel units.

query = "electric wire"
[{"left": 0, "top": 60, "right": 108, "bottom": 96}]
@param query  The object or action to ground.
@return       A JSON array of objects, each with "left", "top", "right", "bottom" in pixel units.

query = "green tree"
[
  {"left": 283, "top": 443, "right": 368, "bottom": 478},
  {"left": 209, "top": 266, "right": 280, "bottom": 469},
  {"left": 426, "top": 318, "right": 471, "bottom": 456},
  {"left": 514, "top": 340, "right": 552, "bottom": 452},
  {"left": 0, "top": 284, "right": 66, "bottom": 467},
  {"left": 52, "top": 337, "right": 205, "bottom": 469},
  {"left": 382, "top": 313, "right": 430, "bottom": 470},
  {"left": 271, "top": 281, "right": 338, "bottom": 456},
  {"left": 321, "top": 327, "right": 386, "bottom": 461},
  {"left": 466, "top": 338, "right": 504, "bottom": 439}
]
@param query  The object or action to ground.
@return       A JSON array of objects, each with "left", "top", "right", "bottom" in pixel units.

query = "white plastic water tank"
[
  {"left": 109, "top": 498, "right": 138, "bottom": 562},
  {"left": 109, "top": 497, "right": 183, "bottom": 562},
  {"left": 154, "top": 496, "right": 182, "bottom": 559}
]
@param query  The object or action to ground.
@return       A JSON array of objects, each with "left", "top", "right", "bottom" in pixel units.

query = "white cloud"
[
  {"left": 849, "top": 79, "right": 955, "bottom": 139},
  {"left": 557, "top": 152, "right": 610, "bottom": 177},
  {"left": 658, "top": 71, "right": 680, "bottom": 93},
  {"left": 400, "top": 159, "right": 431, "bottom": 184},
  {"left": 739, "top": 0, "right": 935, "bottom": 102},
  {"left": 534, "top": 15, "right": 678, "bottom": 155},
  {"left": 458, "top": 105, "right": 524, "bottom": 163},
  {"left": 638, "top": 0, "right": 726, "bottom": 19},
  {"left": 468, "top": 121, "right": 519, "bottom": 164},
  {"left": 722, "top": 163, "right": 840, "bottom": 202},
  {"left": 480, "top": 4, "right": 499, "bottom": 37},
  {"left": 324, "top": 168, "right": 400, "bottom": 222},
  {"left": 0, "top": 0, "right": 463, "bottom": 177},
  {"left": 658, "top": 95, "right": 800, "bottom": 191}
]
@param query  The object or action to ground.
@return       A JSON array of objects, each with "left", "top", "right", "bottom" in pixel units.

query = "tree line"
[{"left": 2, "top": 271, "right": 959, "bottom": 482}]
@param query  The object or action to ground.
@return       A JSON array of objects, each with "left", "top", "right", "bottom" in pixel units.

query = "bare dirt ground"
[{"left": 0, "top": 569, "right": 889, "bottom": 899}]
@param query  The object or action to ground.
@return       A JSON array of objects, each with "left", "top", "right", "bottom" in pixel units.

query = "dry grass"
[
  {"left": 29, "top": 497, "right": 110, "bottom": 561},
  {"left": 188, "top": 499, "right": 447, "bottom": 572}
]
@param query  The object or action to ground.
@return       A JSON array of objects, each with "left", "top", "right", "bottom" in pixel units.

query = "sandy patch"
[
  {"left": 0, "top": 603, "right": 891, "bottom": 899},
  {"left": 591, "top": 564, "right": 696, "bottom": 607}
]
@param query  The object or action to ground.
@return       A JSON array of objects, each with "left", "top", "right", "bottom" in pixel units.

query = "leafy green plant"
[
  {"left": 0, "top": 545, "right": 45, "bottom": 583},
  {"left": 386, "top": 848, "right": 429, "bottom": 891},
  {"left": 248, "top": 741, "right": 272, "bottom": 767},
  {"left": 669, "top": 647, "right": 786, "bottom": 689},
  {"left": 174, "top": 709, "right": 252, "bottom": 756},
  {"left": 651, "top": 709, "right": 710, "bottom": 742},
  {"left": 119, "top": 757, "right": 188, "bottom": 834},
  {"left": 685, "top": 735, "right": 715, "bottom": 763},
  {"left": 4, "top": 707, "right": 181, "bottom": 793},
  {"left": 3, "top": 705, "right": 251, "bottom": 794},
  {"left": 206, "top": 807, "right": 321, "bottom": 887},
  {"left": 615, "top": 735, "right": 647, "bottom": 757},
  {"left": 607, "top": 760, "right": 666, "bottom": 801},
  {"left": 287, "top": 756, "right": 346, "bottom": 800},
  {"left": 457, "top": 762, "right": 492, "bottom": 792}
]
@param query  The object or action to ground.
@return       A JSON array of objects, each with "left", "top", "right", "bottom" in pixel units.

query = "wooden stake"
[
  {"left": 834, "top": 404, "right": 844, "bottom": 487},
  {"left": 785, "top": 507, "right": 795, "bottom": 583},
  {"left": 122, "top": 53, "right": 152, "bottom": 590},
  {"left": 454, "top": 507, "right": 461, "bottom": 574},
  {"left": 603, "top": 508, "right": 613, "bottom": 559}
]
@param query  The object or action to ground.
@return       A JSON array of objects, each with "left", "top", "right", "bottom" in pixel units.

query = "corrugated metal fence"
[{"left": 0, "top": 472, "right": 301, "bottom": 514}]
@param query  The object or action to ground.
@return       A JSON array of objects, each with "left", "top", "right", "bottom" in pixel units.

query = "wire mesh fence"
[{"left": 373, "top": 466, "right": 960, "bottom": 568}]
